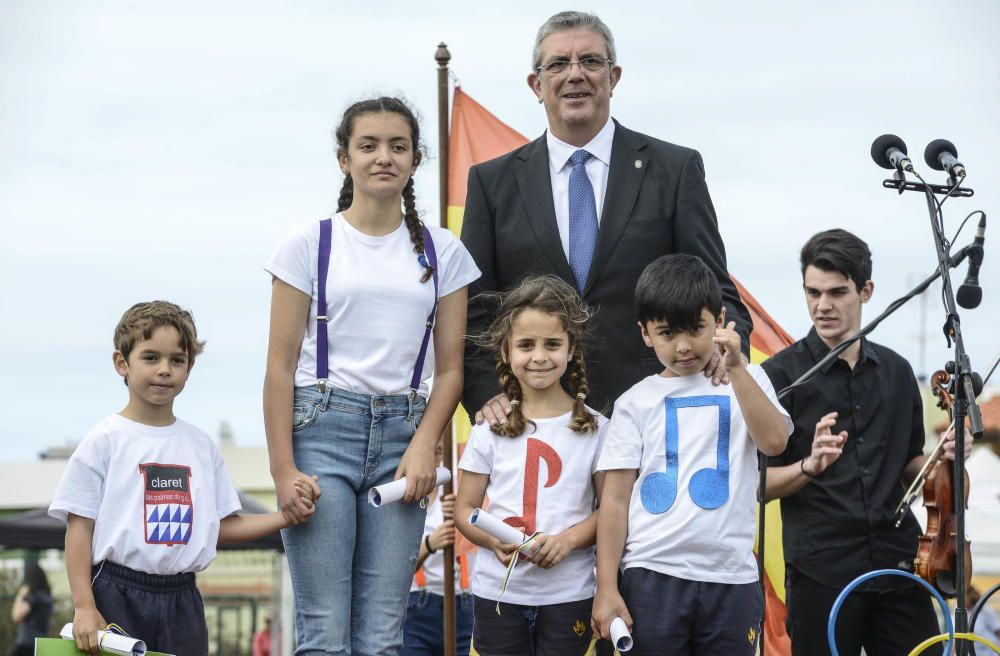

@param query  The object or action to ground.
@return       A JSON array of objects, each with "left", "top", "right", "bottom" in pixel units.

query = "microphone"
[
  {"left": 924, "top": 139, "right": 967, "bottom": 179},
  {"left": 957, "top": 214, "right": 986, "bottom": 309},
  {"left": 871, "top": 134, "right": 914, "bottom": 172}
]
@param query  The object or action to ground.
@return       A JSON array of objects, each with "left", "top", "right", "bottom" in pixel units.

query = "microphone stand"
[{"left": 909, "top": 174, "right": 984, "bottom": 655}]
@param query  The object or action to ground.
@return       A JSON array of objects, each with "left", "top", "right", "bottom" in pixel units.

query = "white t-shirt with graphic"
[
  {"left": 264, "top": 214, "right": 481, "bottom": 396},
  {"left": 49, "top": 414, "right": 242, "bottom": 575},
  {"left": 597, "top": 365, "right": 792, "bottom": 584},
  {"left": 459, "top": 410, "right": 608, "bottom": 605}
]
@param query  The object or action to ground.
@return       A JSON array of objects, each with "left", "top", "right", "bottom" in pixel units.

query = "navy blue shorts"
[
  {"left": 620, "top": 567, "right": 763, "bottom": 656},
  {"left": 472, "top": 595, "right": 593, "bottom": 656},
  {"left": 91, "top": 560, "right": 209, "bottom": 656}
]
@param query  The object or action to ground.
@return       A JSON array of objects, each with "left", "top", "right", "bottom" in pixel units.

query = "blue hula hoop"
[{"left": 827, "top": 569, "right": 955, "bottom": 656}]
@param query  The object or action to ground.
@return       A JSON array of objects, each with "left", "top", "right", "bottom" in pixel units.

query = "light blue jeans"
[{"left": 282, "top": 385, "right": 427, "bottom": 656}]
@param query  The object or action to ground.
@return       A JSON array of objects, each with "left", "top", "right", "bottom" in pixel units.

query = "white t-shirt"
[
  {"left": 49, "top": 414, "right": 242, "bottom": 575},
  {"left": 597, "top": 365, "right": 792, "bottom": 584},
  {"left": 459, "top": 410, "right": 608, "bottom": 605},
  {"left": 410, "top": 495, "right": 473, "bottom": 595},
  {"left": 264, "top": 214, "right": 481, "bottom": 395}
]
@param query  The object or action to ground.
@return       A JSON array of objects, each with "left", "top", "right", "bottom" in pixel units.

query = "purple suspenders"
[{"left": 314, "top": 218, "right": 439, "bottom": 396}]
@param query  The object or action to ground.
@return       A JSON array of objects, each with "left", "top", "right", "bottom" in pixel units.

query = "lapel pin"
[{"left": 634, "top": 160, "right": 643, "bottom": 169}]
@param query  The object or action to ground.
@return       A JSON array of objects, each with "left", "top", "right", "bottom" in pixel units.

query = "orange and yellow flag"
[{"left": 447, "top": 86, "right": 793, "bottom": 656}]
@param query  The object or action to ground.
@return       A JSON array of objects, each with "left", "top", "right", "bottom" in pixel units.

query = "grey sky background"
[{"left": 1, "top": 1, "right": 997, "bottom": 463}]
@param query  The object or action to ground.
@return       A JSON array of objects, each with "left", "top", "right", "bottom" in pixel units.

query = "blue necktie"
[{"left": 568, "top": 149, "right": 598, "bottom": 293}]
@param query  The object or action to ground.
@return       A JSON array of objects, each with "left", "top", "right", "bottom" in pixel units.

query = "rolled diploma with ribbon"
[
  {"left": 60, "top": 623, "right": 147, "bottom": 655},
  {"left": 368, "top": 466, "right": 451, "bottom": 507},
  {"left": 469, "top": 507, "right": 527, "bottom": 546},
  {"left": 610, "top": 617, "right": 633, "bottom": 652}
]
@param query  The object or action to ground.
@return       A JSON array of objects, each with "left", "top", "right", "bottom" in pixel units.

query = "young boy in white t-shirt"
[
  {"left": 592, "top": 255, "right": 792, "bottom": 656},
  {"left": 49, "top": 301, "right": 319, "bottom": 656}
]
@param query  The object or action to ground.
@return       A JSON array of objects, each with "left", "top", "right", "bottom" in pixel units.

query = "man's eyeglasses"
[{"left": 535, "top": 56, "right": 613, "bottom": 76}]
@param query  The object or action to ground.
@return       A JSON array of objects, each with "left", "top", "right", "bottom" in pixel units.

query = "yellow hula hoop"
[{"left": 908, "top": 632, "right": 1000, "bottom": 656}]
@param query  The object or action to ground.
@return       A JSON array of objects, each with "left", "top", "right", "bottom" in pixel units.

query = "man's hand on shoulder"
[{"left": 475, "top": 392, "right": 512, "bottom": 426}]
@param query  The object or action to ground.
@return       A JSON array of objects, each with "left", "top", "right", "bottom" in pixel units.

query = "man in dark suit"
[{"left": 461, "top": 10, "right": 751, "bottom": 422}]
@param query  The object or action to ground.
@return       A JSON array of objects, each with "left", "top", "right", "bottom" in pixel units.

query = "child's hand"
[
  {"left": 293, "top": 475, "right": 320, "bottom": 506},
  {"left": 439, "top": 493, "right": 456, "bottom": 521},
  {"left": 591, "top": 587, "right": 632, "bottom": 642},
  {"left": 428, "top": 519, "right": 456, "bottom": 552},
  {"left": 711, "top": 321, "right": 745, "bottom": 372},
  {"left": 525, "top": 533, "right": 573, "bottom": 569},
  {"left": 274, "top": 468, "right": 321, "bottom": 525},
  {"left": 395, "top": 439, "right": 437, "bottom": 503},
  {"left": 491, "top": 540, "right": 520, "bottom": 567},
  {"left": 72, "top": 604, "right": 108, "bottom": 655}
]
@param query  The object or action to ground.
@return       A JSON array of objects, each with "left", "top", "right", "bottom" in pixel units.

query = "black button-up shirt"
[{"left": 762, "top": 328, "right": 926, "bottom": 589}]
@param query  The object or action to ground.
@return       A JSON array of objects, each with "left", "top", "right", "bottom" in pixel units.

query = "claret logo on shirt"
[{"left": 139, "top": 463, "right": 193, "bottom": 546}]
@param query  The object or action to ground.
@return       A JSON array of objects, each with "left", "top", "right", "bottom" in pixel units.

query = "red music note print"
[{"left": 504, "top": 438, "right": 562, "bottom": 536}]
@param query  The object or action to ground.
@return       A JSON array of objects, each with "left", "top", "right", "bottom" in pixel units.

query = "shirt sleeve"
[
  {"left": 750, "top": 364, "right": 794, "bottom": 436},
  {"left": 904, "top": 362, "right": 926, "bottom": 464},
  {"left": 591, "top": 415, "right": 611, "bottom": 474},
  {"left": 458, "top": 424, "right": 494, "bottom": 475},
  {"left": 430, "top": 227, "right": 482, "bottom": 299},
  {"left": 264, "top": 222, "right": 315, "bottom": 296},
  {"left": 596, "top": 394, "right": 643, "bottom": 471},
  {"left": 761, "top": 357, "right": 795, "bottom": 466},
  {"left": 48, "top": 433, "right": 108, "bottom": 523}
]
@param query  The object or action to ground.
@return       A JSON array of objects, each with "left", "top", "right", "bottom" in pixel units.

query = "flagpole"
[{"left": 435, "top": 40, "right": 457, "bottom": 656}]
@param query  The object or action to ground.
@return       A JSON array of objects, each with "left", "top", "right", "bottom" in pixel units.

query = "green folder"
[{"left": 34, "top": 638, "right": 173, "bottom": 656}]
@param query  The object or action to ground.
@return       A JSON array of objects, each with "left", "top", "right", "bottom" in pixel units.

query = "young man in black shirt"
[{"left": 763, "top": 229, "right": 967, "bottom": 656}]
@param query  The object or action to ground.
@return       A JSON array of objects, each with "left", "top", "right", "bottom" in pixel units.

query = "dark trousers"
[
  {"left": 620, "top": 567, "right": 763, "bottom": 656},
  {"left": 472, "top": 595, "right": 593, "bottom": 656},
  {"left": 91, "top": 560, "right": 209, "bottom": 656},
  {"left": 402, "top": 590, "right": 475, "bottom": 656},
  {"left": 786, "top": 567, "right": 942, "bottom": 656}
]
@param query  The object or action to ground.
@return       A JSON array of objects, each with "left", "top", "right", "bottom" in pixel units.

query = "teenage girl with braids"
[
  {"left": 263, "top": 96, "right": 480, "bottom": 655},
  {"left": 455, "top": 275, "right": 607, "bottom": 656}
]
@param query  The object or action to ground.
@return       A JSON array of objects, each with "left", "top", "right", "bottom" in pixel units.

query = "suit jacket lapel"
[
  {"left": 584, "top": 120, "right": 649, "bottom": 295},
  {"left": 515, "top": 134, "right": 575, "bottom": 284}
]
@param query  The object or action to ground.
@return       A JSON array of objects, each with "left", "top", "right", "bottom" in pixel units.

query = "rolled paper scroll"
[
  {"left": 610, "top": 617, "right": 633, "bottom": 652},
  {"left": 60, "top": 623, "right": 147, "bottom": 655},
  {"left": 368, "top": 466, "right": 451, "bottom": 507},
  {"left": 469, "top": 507, "right": 528, "bottom": 546}
]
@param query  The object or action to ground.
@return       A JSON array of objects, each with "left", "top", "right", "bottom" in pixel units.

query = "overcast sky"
[{"left": 1, "top": 1, "right": 997, "bottom": 463}]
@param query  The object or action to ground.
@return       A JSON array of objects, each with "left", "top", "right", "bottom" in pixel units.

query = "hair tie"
[
  {"left": 576, "top": 393, "right": 586, "bottom": 399},
  {"left": 509, "top": 400, "right": 520, "bottom": 407}
]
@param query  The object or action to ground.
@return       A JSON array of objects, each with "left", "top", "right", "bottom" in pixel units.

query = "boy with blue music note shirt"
[{"left": 592, "top": 255, "right": 792, "bottom": 656}]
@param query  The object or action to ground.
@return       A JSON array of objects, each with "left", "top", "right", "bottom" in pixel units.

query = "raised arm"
[{"left": 673, "top": 150, "right": 752, "bottom": 351}]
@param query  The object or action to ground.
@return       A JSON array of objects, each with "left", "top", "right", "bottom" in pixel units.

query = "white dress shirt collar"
[{"left": 546, "top": 116, "right": 615, "bottom": 172}]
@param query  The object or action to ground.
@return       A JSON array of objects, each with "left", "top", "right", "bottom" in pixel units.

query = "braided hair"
[
  {"left": 333, "top": 96, "right": 434, "bottom": 283},
  {"left": 476, "top": 275, "right": 598, "bottom": 437}
]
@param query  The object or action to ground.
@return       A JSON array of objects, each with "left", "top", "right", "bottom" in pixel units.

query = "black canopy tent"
[{"left": 0, "top": 492, "right": 284, "bottom": 552}]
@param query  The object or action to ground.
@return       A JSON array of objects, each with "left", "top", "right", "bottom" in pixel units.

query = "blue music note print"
[{"left": 640, "top": 395, "right": 732, "bottom": 514}]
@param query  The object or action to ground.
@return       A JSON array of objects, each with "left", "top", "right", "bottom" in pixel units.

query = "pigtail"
[
  {"left": 492, "top": 359, "right": 535, "bottom": 438},
  {"left": 567, "top": 349, "right": 599, "bottom": 433},
  {"left": 402, "top": 178, "right": 435, "bottom": 283},
  {"left": 337, "top": 174, "right": 354, "bottom": 213}
]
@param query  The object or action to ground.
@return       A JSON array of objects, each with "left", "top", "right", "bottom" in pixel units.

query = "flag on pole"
[{"left": 448, "top": 86, "right": 794, "bottom": 656}]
